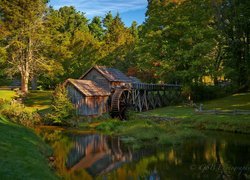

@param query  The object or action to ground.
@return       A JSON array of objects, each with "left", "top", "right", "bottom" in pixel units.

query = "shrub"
[
  {"left": 44, "top": 84, "right": 75, "bottom": 125},
  {"left": 0, "top": 100, "right": 41, "bottom": 127}
]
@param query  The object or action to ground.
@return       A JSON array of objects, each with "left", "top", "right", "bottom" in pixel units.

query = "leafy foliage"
[
  {"left": 0, "top": 100, "right": 41, "bottom": 127},
  {"left": 0, "top": 0, "right": 49, "bottom": 93},
  {"left": 0, "top": 0, "right": 249, "bottom": 98},
  {"left": 218, "top": 0, "right": 250, "bottom": 89},
  {"left": 44, "top": 84, "right": 75, "bottom": 125}
]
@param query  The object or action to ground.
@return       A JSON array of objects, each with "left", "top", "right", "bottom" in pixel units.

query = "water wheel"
[{"left": 110, "top": 88, "right": 130, "bottom": 120}]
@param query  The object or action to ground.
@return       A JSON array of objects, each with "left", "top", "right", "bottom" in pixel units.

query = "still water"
[{"left": 37, "top": 128, "right": 250, "bottom": 180}]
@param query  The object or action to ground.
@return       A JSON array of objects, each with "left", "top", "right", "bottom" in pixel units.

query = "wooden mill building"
[
  {"left": 65, "top": 79, "right": 110, "bottom": 116},
  {"left": 65, "top": 66, "right": 137, "bottom": 116},
  {"left": 65, "top": 65, "right": 181, "bottom": 118},
  {"left": 80, "top": 66, "right": 138, "bottom": 91}
]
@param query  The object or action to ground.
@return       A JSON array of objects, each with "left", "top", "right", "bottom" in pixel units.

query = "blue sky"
[{"left": 49, "top": 0, "right": 147, "bottom": 26}]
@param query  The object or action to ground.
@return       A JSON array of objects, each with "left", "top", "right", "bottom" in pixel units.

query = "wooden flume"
[{"left": 110, "top": 83, "right": 181, "bottom": 120}]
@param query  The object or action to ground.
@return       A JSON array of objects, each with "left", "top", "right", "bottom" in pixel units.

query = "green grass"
[
  {"left": 143, "top": 92, "right": 250, "bottom": 117},
  {"left": 202, "top": 92, "right": 250, "bottom": 110},
  {"left": 0, "top": 90, "right": 17, "bottom": 101},
  {"left": 23, "top": 90, "right": 53, "bottom": 113},
  {"left": 140, "top": 92, "right": 250, "bottom": 134},
  {"left": 83, "top": 118, "right": 203, "bottom": 149},
  {"left": 79, "top": 92, "right": 250, "bottom": 148},
  {"left": 0, "top": 115, "right": 56, "bottom": 179},
  {"left": 0, "top": 90, "right": 53, "bottom": 112}
]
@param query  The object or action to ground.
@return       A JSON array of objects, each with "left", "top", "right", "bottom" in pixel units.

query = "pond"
[{"left": 37, "top": 127, "right": 250, "bottom": 179}]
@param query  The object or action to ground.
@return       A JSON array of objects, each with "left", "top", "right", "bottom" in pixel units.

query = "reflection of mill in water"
[{"left": 66, "top": 134, "right": 138, "bottom": 176}]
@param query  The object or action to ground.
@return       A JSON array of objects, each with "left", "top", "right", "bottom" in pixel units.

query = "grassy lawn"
[
  {"left": 79, "top": 92, "right": 250, "bottom": 148},
  {"left": 0, "top": 90, "right": 17, "bottom": 101},
  {"left": 0, "top": 115, "right": 56, "bottom": 179},
  {"left": 0, "top": 90, "right": 53, "bottom": 113},
  {"left": 143, "top": 91, "right": 250, "bottom": 117},
  {"left": 23, "top": 90, "right": 53, "bottom": 113},
  {"left": 202, "top": 91, "right": 250, "bottom": 110},
  {"left": 139, "top": 92, "right": 250, "bottom": 133}
]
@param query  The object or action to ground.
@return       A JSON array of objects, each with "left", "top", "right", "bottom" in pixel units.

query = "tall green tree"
[
  {"left": 44, "top": 6, "right": 99, "bottom": 85},
  {"left": 103, "top": 11, "right": 114, "bottom": 30},
  {"left": 0, "top": 0, "right": 48, "bottom": 93},
  {"left": 89, "top": 16, "right": 104, "bottom": 40},
  {"left": 137, "top": 0, "right": 220, "bottom": 84},
  {"left": 101, "top": 13, "right": 137, "bottom": 71},
  {"left": 219, "top": 0, "right": 250, "bottom": 89}
]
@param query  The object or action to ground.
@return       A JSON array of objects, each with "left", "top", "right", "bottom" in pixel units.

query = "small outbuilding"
[
  {"left": 65, "top": 66, "right": 141, "bottom": 117},
  {"left": 64, "top": 79, "right": 110, "bottom": 116}
]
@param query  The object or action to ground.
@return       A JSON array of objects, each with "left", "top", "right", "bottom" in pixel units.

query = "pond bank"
[
  {"left": 0, "top": 116, "right": 56, "bottom": 179},
  {"left": 78, "top": 92, "right": 250, "bottom": 145},
  {"left": 77, "top": 112, "right": 250, "bottom": 150}
]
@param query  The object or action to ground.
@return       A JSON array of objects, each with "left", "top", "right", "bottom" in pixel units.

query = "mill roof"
[
  {"left": 65, "top": 79, "right": 110, "bottom": 97},
  {"left": 129, "top": 76, "right": 141, "bottom": 83},
  {"left": 80, "top": 66, "right": 133, "bottom": 82}
]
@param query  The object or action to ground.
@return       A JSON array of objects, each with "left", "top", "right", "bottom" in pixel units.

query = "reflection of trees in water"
[
  {"left": 220, "top": 140, "right": 250, "bottom": 179},
  {"left": 127, "top": 136, "right": 249, "bottom": 180},
  {"left": 158, "top": 136, "right": 250, "bottom": 180},
  {"left": 37, "top": 129, "right": 250, "bottom": 179}
]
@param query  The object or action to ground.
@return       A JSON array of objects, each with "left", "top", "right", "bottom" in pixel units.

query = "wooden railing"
[{"left": 130, "top": 83, "right": 181, "bottom": 91}]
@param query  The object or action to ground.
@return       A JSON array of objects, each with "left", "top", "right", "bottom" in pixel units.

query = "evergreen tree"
[
  {"left": 43, "top": 6, "right": 99, "bottom": 86},
  {"left": 45, "top": 84, "right": 75, "bottom": 125},
  {"left": 89, "top": 16, "right": 104, "bottom": 40},
  {"left": 101, "top": 14, "right": 136, "bottom": 71},
  {"left": 103, "top": 11, "right": 114, "bottom": 30}
]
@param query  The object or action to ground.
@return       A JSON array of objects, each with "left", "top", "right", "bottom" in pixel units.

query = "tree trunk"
[
  {"left": 20, "top": 36, "right": 32, "bottom": 93},
  {"left": 21, "top": 71, "right": 29, "bottom": 93}
]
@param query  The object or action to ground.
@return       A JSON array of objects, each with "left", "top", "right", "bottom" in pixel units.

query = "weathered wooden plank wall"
[
  {"left": 82, "top": 69, "right": 110, "bottom": 91},
  {"left": 66, "top": 85, "right": 109, "bottom": 116}
]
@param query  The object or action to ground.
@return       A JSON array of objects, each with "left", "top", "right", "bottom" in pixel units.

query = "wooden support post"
[
  {"left": 144, "top": 90, "right": 149, "bottom": 111},
  {"left": 138, "top": 91, "right": 142, "bottom": 112}
]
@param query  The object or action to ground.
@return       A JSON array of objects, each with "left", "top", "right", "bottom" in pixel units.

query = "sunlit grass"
[
  {"left": 0, "top": 90, "right": 53, "bottom": 113},
  {"left": 0, "top": 90, "right": 17, "bottom": 101}
]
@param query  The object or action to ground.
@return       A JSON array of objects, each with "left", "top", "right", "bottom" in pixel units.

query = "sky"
[{"left": 49, "top": 0, "right": 148, "bottom": 26}]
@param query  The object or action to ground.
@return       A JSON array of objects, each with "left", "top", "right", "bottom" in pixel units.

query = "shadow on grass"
[{"left": 23, "top": 91, "right": 53, "bottom": 111}]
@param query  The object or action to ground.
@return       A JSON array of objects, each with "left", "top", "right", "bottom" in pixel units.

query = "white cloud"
[{"left": 50, "top": 0, "right": 147, "bottom": 16}]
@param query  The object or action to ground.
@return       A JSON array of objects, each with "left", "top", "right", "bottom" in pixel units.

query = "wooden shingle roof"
[
  {"left": 80, "top": 66, "right": 133, "bottom": 82},
  {"left": 65, "top": 79, "right": 110, "bottom": 97}
]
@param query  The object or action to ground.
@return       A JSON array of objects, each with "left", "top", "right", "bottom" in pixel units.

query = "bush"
[
  {"left": 0, "top": 100, "right": 41, "bottom": 127},
  {"left": 44, "top": 84, "right": 75, "bottom": 125},
  {"left": 96, "top": 120, "right": 122, "bottom": 133}
]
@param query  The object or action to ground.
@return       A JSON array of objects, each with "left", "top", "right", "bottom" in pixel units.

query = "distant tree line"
[{"left": 0, "top": 0, "right": 249, "bottom": 99}]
